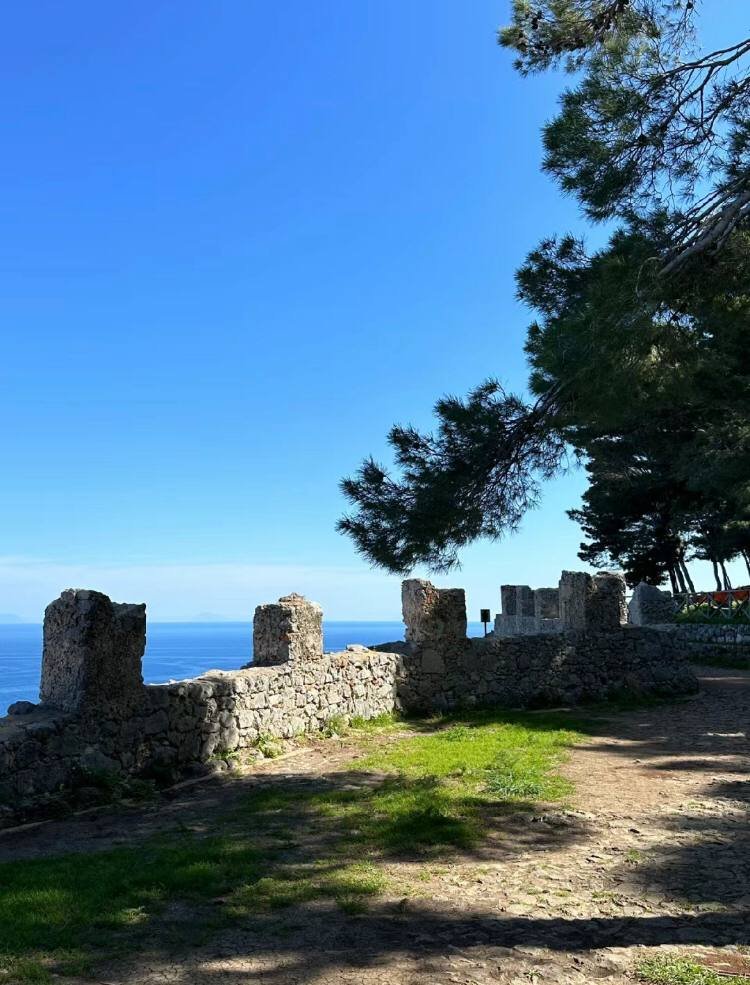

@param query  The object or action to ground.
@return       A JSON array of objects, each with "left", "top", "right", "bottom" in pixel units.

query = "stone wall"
[
  {"left": 494, "top": 570, "right": 626, "bottom": 637},
  {"left": 0, "top": 591, "right": 404, "bottom": 825},
  {"left": 393, "top": 577, "right": 695, "bottom": 711},
  {"left": 389, "top": 627, "right": 698, "bottom": 713},
  {"left": 648, "top": 623, "right": 750, "bottom": 664},
  {"left": 0, "top": 576, "right": 698, "bottom": 827}
]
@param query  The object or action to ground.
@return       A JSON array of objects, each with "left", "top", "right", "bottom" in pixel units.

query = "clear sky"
[{"left": 1, "top": 2, "right": 744, "bottom": 622}]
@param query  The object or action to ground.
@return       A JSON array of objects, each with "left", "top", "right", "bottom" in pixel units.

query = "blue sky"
[{"left": 1, "top": 2, "right": 744, "bottom": 621}]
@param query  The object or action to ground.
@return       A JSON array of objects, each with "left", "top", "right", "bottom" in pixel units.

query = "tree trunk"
[
  {"left": 720, "top": 560, "right": 732, "bottom": 591},
  {"left": 667, "top": 565, "right": 679, "bottom": 595},
  {"left": 712, "top": 558, "right": 722, "bottom": 592},
  {"left": 675, "top": 563, "right": 687, "bottom": 594},
  {"left": 680, "top": 557, "right": 696, "bottom": 594},
  {"left": 742, "top": 549, "right": 750, "bottom": 581}
]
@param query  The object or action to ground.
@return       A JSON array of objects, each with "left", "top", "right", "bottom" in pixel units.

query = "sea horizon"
[{"left": 0, "top": 619, "right": 486, "bottom": 715}]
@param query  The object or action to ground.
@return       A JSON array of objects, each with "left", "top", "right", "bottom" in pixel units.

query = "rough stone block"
[
  {"left": 558, "top": 571, "right": 593, "bottom": 630},
  {"left": 517, "top": 586, "right": 535, "bottom": 617},
  {"left": 40, "top": 589, "right": 145, "bottom": 715},
  {"left": 500, "top": 585, "right": 516, "bottom": 616},
  {"left": 534, "top": 588, "right": 560, "bottom": 620},
  {"left": 253, "top": 593, "right": 323, "bottom": 666},
  {"left": 402, "top": 579, "right": 467, "bottom": 648},
  {"left": 589, "top": 572, "right": 627, "bottom": 630},
  {"left": 558, "top": 570, "right": 626, "bottom": 632},
  {"left": 628, "top": 582, "right": 677, "bottom": 626}
]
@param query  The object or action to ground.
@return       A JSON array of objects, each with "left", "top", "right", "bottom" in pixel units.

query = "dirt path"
[{"left": 2, "top": 665, "right": 749, "bottom": 984}]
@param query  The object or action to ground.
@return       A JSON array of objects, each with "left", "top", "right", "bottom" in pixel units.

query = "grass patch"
[
  {"left": 357, "top": 711, "right": 579, "bottom": 806},
  {"left": 637, "top": 955, "right": 750, "bottom": 984},
  {"left": 254, "top": 733, "right": 283, "bottom": 758},
  {"left": 349, "top": 711, "right": 402, "bottom": 732},
  {"left": 0, "top": 708, "right": 581, "bottom": 981}
]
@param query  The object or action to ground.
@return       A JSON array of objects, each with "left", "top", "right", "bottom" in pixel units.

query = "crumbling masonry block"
[
  {"left": 558, "top": 571, "right": 626, "bottom": 632},
  {"left": 41, "top": 589, "right": 145, "bottom": 715},
  {"left": 402, "top": 579, "right": 467, "bottom": 648},
  {"left": 253, "top": 593, "right": 323, "bottom": 666}
]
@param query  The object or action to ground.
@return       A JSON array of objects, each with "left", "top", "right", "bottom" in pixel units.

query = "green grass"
[
  {"left": 358, "top": 713, "right": 578, "bottom": 804},
  {"left": 0, "top": 708, "right": 581, "bottom": 982},
  {"left": 254, "top": 733, "right": 284, "bottom": 758},
  {"left": 349, "top": 711, "right": 402, "bottom": 732},
  {"left": 637, "top": 955, "right": 750, "bottom": 984}
]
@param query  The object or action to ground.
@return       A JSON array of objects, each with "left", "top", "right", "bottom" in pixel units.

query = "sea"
[{"left": 0, "top": 621, "right": 485, "bottom": 716}]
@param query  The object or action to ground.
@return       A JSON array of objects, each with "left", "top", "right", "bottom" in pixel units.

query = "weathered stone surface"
[
  {"left": 534, "top": 588, "right": 559, "bottom": 620},
  {"left": 558, "top": 571, "right": 626, "bottom": 632},
  {"left": 402, "top": 579, "right": 467, "bottom": 648},
  {"left": 629, "top": 581, "right": 677, "bottom": 625},
  {"left": 588, "top": 572, "right": 627, "bottom": 631},
  {"left": 517, "top": 585, "right": 535, "bottom": 617},
  {"left": 500, "top": 585, "right": 517, "bottom": 617},
  {"left": 648, "top": 622, "right": 750, "bottom": 663},
  {"left": 252, "top": 593, "right": 323, "bottom": 666},
  {"left": 495, "top": 585, "right": 562, "bottom": 636},
  {"left": 40, "top": 589, "right": 145, "bottom": 715},
  {"left": 7, "top": 701, "right": 36, "bottom": 716},
  {"left": 558, "top": 571, "right": 594, "bottom": 630}
]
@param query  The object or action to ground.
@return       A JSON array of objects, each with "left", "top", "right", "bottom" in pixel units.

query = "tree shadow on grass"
[
  {"left": 2, "top": 672, "right": 748, "bottom": 983},
  {"left": 0, "top": 762, "right": 593, "bottom": 982}
]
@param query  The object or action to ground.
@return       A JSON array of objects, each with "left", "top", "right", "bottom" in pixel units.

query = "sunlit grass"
[
  {"left": 357, "top": 712, "right": 579, "bottom": 804},
  {"left": 637, "top": 955, "right": 750, "bottom": 985}
]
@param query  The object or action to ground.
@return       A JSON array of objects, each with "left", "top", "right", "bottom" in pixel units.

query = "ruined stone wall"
[
  {"left": 390, "top": 628, "right": 698, "bottom": 712},
  {"left": 0, "top": 576, "right": 699, "bottom": 827},
  {"left": 389, "top": 577, "right": 695, "bottom": 711},
  {"left": 495, "top": 584, "right": 561, "bottom": 636},
  {"left": 494, "top": 571, "right": 626, "bottom": 637},
  {"left": 0, "top": 591, "right": 405, "bottom": 825}
]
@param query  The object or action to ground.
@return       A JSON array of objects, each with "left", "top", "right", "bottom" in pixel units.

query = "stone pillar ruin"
[
  {"left": 401, "top": 579, "right": 467, "bottom": 672},
  {"left": 402, "top": 579, "right": 467, "bottom": 648},
  {"left": 534, "top": 588, "right": 560, "bottom": 620},
  {"left": 558, "top": 571, "right": 593, "bottom": 630},
  {"left": 558, "top": 571, "right": 626, "bottom": 632},
  {"left": 40, "top": 589, "right": 146, "bottom": 715},
  {"left": 253, "top": 593, "right": 324, "bottom": 666},
  {"left": 589, "top": 572, "right": 628, "bottom": 630}
]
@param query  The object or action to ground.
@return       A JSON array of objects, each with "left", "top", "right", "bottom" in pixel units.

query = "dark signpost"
[{"left": 480, "top": 608, "right": 491, "bottom": 637}]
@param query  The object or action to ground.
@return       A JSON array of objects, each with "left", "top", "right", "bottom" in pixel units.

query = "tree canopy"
[{"left": 339, "top": 1, "right": 750, "bottom": 588}]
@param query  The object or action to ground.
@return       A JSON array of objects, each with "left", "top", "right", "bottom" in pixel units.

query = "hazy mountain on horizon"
[
  {"left": 0, "top": 613, "right": 27, "bottom": 624},
  {"left": 188, "top": 612, "right": 238, "bottom": 623}
]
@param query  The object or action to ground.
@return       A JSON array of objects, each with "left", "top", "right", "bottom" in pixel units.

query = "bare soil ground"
[{"left": 2, "top": 664, "right": 748, "bottom": 985}]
